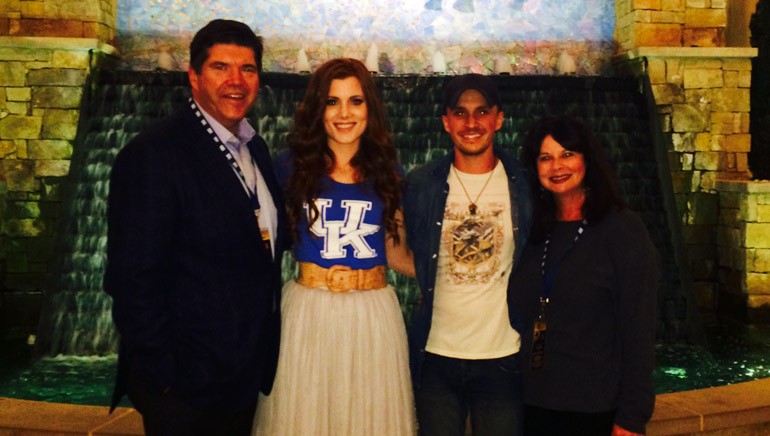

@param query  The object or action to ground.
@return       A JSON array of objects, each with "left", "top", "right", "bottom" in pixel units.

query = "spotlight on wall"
[
  {"left": 297, "top": 48, "right": 310, "bottom": 74},
  {"left": 494, "top": 54, "right": 513, "bottom": 75},
  {"left": 557, "top": 51, "right": 577, "bottom": 75},
  {"left": 432, "top": 50, "right": 447, "bottom": 75},
  {"left": 157, "top": 44, "right": 177, "bottom": 71},
  {"left": 366, "top": 43, "right": 380, "bottom": 74}
]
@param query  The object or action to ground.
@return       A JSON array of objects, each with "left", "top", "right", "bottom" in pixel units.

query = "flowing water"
[{"left": 35, "top": 71, "right": 699, "bottom": 357}]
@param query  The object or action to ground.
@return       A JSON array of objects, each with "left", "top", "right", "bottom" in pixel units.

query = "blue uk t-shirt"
[{"left": 295, "top": 177, "right": 387, "bottom": 270}]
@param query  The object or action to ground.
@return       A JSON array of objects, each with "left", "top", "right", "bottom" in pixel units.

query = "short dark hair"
[
  {"left": 442, "top": 74, "right": 501, "bottom": 114},
  {"left": 521, "top": 114, "right": 626, "bottom": 242},
  {"left": 189, "top": 19, "right": 263, "bottom": 73}
]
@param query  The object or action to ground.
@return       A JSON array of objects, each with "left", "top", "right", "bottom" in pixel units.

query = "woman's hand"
[
  {"left": 612, "top": 424, "right": 644, "bottom": 436},
  {"left": 385, "top": 209, "right": 416, "bottom": 278}
]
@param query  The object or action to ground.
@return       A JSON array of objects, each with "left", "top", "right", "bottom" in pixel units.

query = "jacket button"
[{"left": 432, "top": 253, "right": 437, "bottom": 259}]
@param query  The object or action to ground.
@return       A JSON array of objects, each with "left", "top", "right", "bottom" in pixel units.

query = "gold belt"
[{"left": 297, "top": 262, "right": 387, "bottom": 293}]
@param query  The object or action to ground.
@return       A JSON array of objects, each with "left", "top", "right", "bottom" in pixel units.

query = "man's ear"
[
  {"left": 188, "top": 67, "right": 199, "bottom": 94},
  {"left": 441, "top": 114, "right": 450, "bottom": 133}
]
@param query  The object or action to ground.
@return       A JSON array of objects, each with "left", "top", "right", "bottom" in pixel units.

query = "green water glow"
[{"left": 2, "top": 320, "right": 768, "bottom": 406}]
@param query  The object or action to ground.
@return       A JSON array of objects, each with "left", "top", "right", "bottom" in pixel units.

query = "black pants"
[
  {"left": 523, "top": 404, "right": 615, "bottom": 436},
  {"left": 127, "top": 375, "right": 256, "bottom": 436}
]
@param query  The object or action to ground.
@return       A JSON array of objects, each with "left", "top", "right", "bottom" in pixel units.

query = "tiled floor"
[{"left": 1, "top": 378, "right": 769, "bottom": 435}]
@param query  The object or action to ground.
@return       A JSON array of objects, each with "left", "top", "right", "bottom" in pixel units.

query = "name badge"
[
  {"left": 531, "top": 318, "right": 547, "bottom": 370},
  {"left": 261, "top": 228, "right": 271, "bottom": 256},
  {"left": 531, "top": 297, "right": 548, "bottom": 370}
]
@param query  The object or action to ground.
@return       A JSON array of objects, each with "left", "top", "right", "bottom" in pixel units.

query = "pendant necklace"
[{"left": 452, "top": 164, "right": 496, "bottom": 216}]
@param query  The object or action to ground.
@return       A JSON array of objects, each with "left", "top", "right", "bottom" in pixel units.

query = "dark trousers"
[
  {"left": 523, "top": 404, "right": 615, "bottom": 436},
  {"left": 415, "top": 352, "right": 523, "bottom": 436},
  {"left": 127, "top": 375, "right": 256, "bottom": 436}
]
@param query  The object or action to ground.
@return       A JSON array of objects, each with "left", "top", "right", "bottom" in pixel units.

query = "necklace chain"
[{"left": 452, "top": 164, "right": 496, "bottom": 215}]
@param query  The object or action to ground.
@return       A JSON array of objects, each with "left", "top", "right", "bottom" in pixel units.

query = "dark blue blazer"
[{"left": 104, "top": 102, "right": 285, "bottom": 412}]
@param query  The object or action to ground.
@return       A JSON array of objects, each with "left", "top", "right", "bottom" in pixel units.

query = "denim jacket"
[{"left": 403, "top": 146, "right": 533, "bottom": 386}]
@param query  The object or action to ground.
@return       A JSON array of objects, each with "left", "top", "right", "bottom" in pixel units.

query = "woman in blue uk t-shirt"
[{"left": 253, "top": 58, "right": 416, "bottom": 436}]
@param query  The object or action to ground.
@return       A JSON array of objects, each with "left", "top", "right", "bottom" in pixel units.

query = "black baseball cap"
[{"left": 442, "top": 74, "right": 501, "bottom": 113}]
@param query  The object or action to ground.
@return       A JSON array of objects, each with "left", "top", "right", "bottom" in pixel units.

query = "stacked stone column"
[
  {"left": 616, "top": 0, "right": 768, "bottom": 322},
  {"left": 717, "top": 180, "right": 770, "bottom": 322},
  {"left": 0, "top": 0, "right": 116, "bottom": 336}
]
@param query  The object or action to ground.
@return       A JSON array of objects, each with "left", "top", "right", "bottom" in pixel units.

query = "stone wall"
[
  {"left": 0, "top": 0, "right": 117, "bottom": 338},
  {"left": 717, "top": 180, "right": 770, "bottom": 322},
  {"left": 0, "top": 0, "right": 116, "bottom": 43},
  {"left": 618, "top": 47, "right": 757, "bottom": 316},
  {"left": 0, "top": 37, "right": 117, "bottom": 337},
  {"left": 615, "top": 0, "right": 768, "bottom": 321},
  {"left": 615, "top": 0, "right": 728, "bottom": 50}
]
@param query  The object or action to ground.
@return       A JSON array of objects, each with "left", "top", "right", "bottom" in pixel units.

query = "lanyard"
[
  {"left": 532, "top": 218, "right": 587, "bottom": 370},
  {"left": 188, "top": 98, "right": 261, "bottom": 217},
  {"left": 540, "top": 219, "right": 587, "bottom": 303}
]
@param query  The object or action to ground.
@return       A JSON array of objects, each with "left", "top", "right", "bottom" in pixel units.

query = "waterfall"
[{"left": 37, "top": 71, "right": 700, "bottom": 356}]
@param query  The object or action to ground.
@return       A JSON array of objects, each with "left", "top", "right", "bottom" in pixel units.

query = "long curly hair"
[
  {"left": 520, "top": 114, "right": 626, "bottom": 242},
  {"left": 285, "top": 58, "right": 403, "bottom": 242}
]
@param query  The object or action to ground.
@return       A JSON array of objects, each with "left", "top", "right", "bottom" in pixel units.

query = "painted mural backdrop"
[{"left": 117, "top": 0, "right": 616, "bottom": 74}]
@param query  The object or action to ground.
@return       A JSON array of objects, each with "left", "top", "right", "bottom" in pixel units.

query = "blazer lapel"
[
  {"left": 247, "top": 137, "right": 286, "bottom": 262},
  {"left": 182, "top": 107, "right": 262, "bottom": 237}
]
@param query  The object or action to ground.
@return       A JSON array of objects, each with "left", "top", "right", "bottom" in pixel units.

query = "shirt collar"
[{"left": 193, "top": 99, "right": 256, "bottom": 147}]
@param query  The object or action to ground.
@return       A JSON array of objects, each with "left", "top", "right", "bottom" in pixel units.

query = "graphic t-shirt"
[{"left": 426, "top": 161, "right": 521, "bottom": 359}]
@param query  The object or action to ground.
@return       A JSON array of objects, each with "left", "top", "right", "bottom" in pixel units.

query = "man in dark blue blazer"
[{"left": 105, "top": 19, "right": 285, "bottom": 436}]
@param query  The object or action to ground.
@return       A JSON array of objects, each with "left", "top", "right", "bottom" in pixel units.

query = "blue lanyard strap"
[
  {"left": 540, "top": 219, "right": 587, "bottom": 301},
  {"left": 189, "top": 98, "right": 261, "bottom": 216}
]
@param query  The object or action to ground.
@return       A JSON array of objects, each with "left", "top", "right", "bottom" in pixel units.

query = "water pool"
[
  {"left": 0, "top": 343, "right": 124, "bottom": 406},
  {"left": 1, "top": 319, "right": 768, "bottom": 406},
  {"left": 653, "top": 319, "right": 770, "bottom": 393}
]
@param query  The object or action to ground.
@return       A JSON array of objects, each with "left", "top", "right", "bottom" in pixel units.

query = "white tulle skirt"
[{"left": 252, "top": 279, "right": 416, "bottom": 436}]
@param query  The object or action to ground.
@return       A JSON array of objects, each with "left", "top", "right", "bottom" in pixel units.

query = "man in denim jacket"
[{"left": 403, "top": 74, "right": 532, "bottom": 436}]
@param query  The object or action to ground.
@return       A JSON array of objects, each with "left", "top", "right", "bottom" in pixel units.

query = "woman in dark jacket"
[{"left": 509, "top": 115, "right": 658, "bottom": 435}]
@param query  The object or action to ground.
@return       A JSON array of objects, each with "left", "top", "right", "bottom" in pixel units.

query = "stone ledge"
[
  {"left": 0, "top": 36, "right": 118, "bottom": 55},
  {"left": 0, "top": 398, "right": 143, "bottom": 435},
  {"left": 621, "top": 46, "right": 758, "bottom": 59},
  {"left": 648, "top": 377, "right": 770, "bottom": 435},
  {"left": 1, "top": 378, "right": 770, "bottom": 435}
]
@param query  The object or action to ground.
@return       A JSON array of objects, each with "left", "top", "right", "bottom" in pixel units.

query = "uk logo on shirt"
[{"left": 306, "top": 199, "right": 379, "bottom": 259}]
